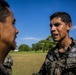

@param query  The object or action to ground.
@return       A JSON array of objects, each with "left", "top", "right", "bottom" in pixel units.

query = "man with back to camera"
[
  {"left": 33, "top": 12, "right": 76, "bottom": 75},
  {"left": 0, "top": 0, "right": 18, "bottom": 74}
]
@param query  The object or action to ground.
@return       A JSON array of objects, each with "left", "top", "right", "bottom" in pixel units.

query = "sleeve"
[
  {"left": 32, "top": 59, "right": 47, "bottom": 75},
  {"left": 37, "top": 58, "right": 50, "bottom": 75},
  {"left": 37, "top": 50, "right": 54, "bottom": 75},
  {"left": 32, "top": 48, "right": 55, "bottom": 75}
]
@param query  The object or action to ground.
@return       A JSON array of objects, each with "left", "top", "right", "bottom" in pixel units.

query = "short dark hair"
[
  {"left": 0, "top": 0, "right": 10, "bottom": 22},
  {"left": 50, "top": 12, "right": 72, "bottom": 24}
]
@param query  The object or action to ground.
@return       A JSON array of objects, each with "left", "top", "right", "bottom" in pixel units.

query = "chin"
[
  {"left": 9, "top": 42, "right": 16, "bottom": 50},
  {"left": 10, "top": 45, "right": 15, "bottom": 50},
  {"left": 53, "top": 39, "right": 59, "bottom": 42},
  {"left": 13, "top": 44, "right": 17, "bottom": 50}
]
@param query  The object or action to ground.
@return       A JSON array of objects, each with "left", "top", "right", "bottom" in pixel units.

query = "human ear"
[{"left": 67, "top": 22, "right": 72, "bottom": 31}]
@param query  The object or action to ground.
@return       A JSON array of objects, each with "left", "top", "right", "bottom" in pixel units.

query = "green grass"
[{"left": 9, "top": 52, "right": 47, "bottom": 75}]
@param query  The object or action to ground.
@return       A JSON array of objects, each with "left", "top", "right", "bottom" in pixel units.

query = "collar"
[{"left": 56, "top": 38, "right": 75, "bottom": 50}]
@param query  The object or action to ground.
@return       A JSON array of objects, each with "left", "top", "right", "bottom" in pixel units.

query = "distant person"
[
  {"left": 33, "top": 12, "right": 76, "bottom": 75},
  {"left": 0, "top": 0, "right": 18, "bottom": 74}
]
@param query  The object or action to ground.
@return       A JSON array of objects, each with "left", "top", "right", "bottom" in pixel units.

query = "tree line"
[{"left": 18, "top": 36, "right": 56, "bottom": 52}]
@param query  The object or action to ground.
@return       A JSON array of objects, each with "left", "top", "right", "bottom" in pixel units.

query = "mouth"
[
  {"left": 14, "top": 35, "right": 17, "bottom": 43},
  {"left": 14, "top": 35, "right": 17, "bottom": 40},
  {"left": 15, "top": 35, "right": 17, "bottom": 38},
  {"left": 52, "top": 34, "right": 58, "bottom": 38}
]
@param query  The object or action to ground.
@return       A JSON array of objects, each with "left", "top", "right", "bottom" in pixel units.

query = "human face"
[
  {"left": 50, "top": 17, "right": 71, "bottom": 42},
  {"left": 1, "top": 10, "right": 18, "bottom": 50}
]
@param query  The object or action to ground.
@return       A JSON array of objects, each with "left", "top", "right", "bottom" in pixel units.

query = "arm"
[{"left": 33, "top": 58, "right": 51, "bottom": 75}]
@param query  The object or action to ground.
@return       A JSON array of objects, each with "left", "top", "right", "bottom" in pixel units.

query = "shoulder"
[
  {"left": 46, "top": 47, "right": 57, "bottom": 61},
  {"left": 47, "top": 47, "right": 56, "bottom": 54},
  {"left": 67, "top": 41, "right": 76, "bottom": 67},
  {"left": 73, "top": 41, "right": 76, "bottom": 49},
  {"left": 70, "top": 40, "right": 76, "bottom": 52},
  {"left": 68, "top": 40, "right": 76, "bottom": 58}
]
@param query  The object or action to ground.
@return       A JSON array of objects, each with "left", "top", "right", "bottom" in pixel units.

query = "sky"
[{"left": 6, "top": 0, "right": 76, "bottom": 47}]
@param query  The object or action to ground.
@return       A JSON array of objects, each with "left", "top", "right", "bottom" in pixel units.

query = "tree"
[
  {"left": 32, "top": 43, "right": 42, "bottom": 52},
  {"left": 32, "top": 36, "right": 56, "bottom": 52},
  {"left": 18, "top": 44, "right": 31, "bottom": 52}
]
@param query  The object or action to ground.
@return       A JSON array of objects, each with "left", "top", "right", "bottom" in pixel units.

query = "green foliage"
[
  {"left": 18, "top": 44, "right": 31, "bottom": 52},
  {"left": 32, "top": 36, "right": 56, "bottom": 52},
  {"left": 32, "top": 42, "right": 43, "bottom": 52},
  {"left": 18, "top": 35, "right": 56, "bottom": 52}
]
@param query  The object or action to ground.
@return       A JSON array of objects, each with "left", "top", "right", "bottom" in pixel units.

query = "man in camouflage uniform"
[
  {"left": 0, "top": 0, "right": 18, "bottom": 75},
  {"left": 33, "top": 12, "right": 76, "bottom": 75}
]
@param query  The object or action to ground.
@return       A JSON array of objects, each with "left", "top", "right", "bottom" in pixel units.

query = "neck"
[
  {"left": 58, "top": 37, "right": 72, "bottom": 53},
  {"left": 0, "top": 43, "right": 10, "bottom": 63}
]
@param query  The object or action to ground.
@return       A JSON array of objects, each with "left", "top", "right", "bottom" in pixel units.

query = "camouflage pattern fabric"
[
  {"left": 3, "top": 56, "right": 13, "bottom": 75},
  {"left": 0, "top": 61, "right": 7, "bottom": 75},
  {"left": 36, "top": 39, "right": 76, "bottom": 75},
  {"left": 0, "top": 55, "right": 13, "bottom": 75}
]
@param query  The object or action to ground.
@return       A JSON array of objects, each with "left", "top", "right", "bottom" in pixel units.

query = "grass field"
[{"left": 9, "top": 52, "right": 47, "bottom": 75}]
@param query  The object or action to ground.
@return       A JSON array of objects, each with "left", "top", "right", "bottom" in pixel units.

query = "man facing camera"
[{"left": 33, "top": 12, "right": 76, "bottom": 75}]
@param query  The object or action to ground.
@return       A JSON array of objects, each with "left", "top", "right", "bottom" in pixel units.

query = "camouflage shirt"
[
  {"left": 38, "top": 39, "right": 76, "bottom": 75},
  {"left": 0, "top": 61, "right": 7, "bottom": 75},
  {"left": 0, "top": 56, "right": 13, "bottom": 75}
]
